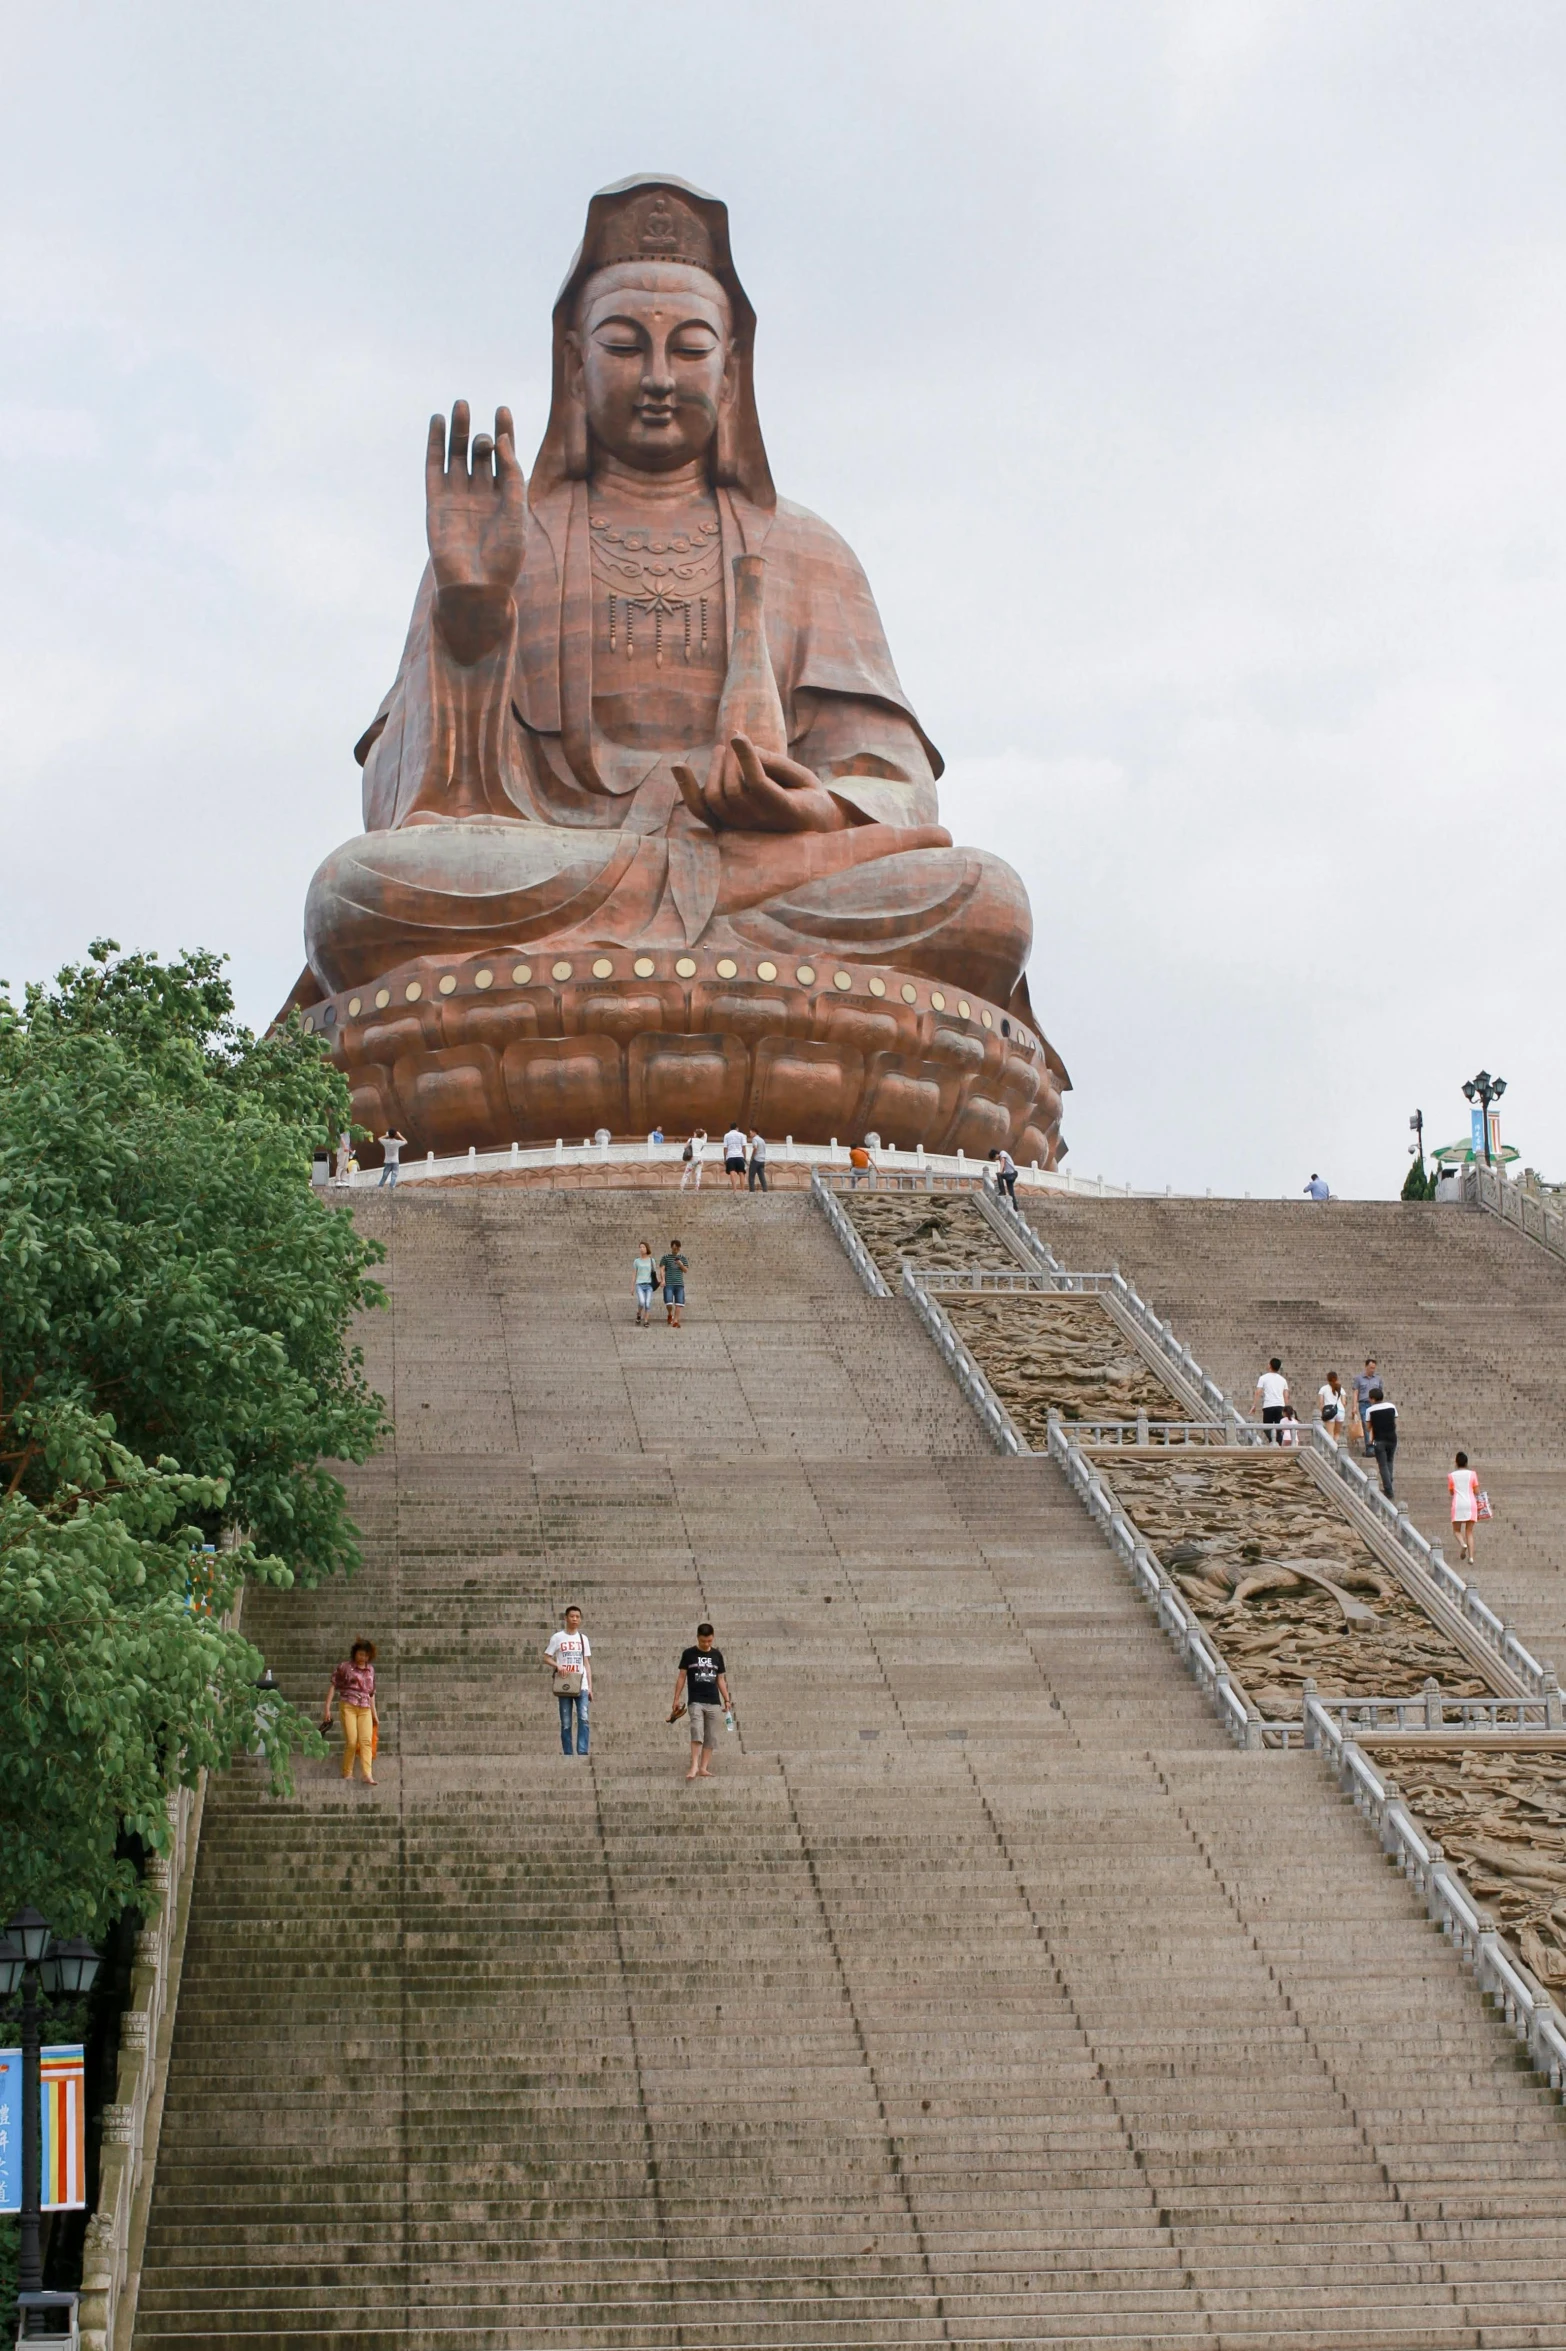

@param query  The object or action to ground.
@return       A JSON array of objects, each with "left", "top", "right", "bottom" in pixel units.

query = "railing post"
[
  {"left": 1424, "top": 1840, "right": 1445, "bottom": 1924},
  {"left": 1300, "top": 1679, "right": 1318, "bottom": 1746},
  {"left": 1423, "top": 1677, "right": 1443, "bottom": 1731}
]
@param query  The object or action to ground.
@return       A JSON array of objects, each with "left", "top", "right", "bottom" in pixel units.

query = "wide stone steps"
[{"left": 131, "top": 1188, "right": 1566, "bottom": 2349}]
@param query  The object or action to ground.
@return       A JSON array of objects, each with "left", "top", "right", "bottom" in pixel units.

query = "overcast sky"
[{"left": 3, "top": 2, "right": 1562, "bottom": 1194}]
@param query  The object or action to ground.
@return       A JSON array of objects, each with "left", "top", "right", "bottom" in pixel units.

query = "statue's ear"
[
  {"left": 712, "top": 359, "right": 741, "bottom": 487},
  {"left": 562, "top": 331, "right": 591, "bottom": 479}
]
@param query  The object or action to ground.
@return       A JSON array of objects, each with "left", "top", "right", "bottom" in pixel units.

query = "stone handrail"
[
  {"left": 1307, "top": 1430, "right": 1552, "bottom": 1696},
  {"left": 76, "top": 1580, "right": 244, "bottom": 2350},
  {"left": 807, "top": 1171, "right": 890, "bottom": 1297},
  {"left": 1304, "top": 1701, "right": 1566, "bottom": 2090},
  {"left": 327, "top": 1135, "right": 1140, "bottom": 1196},
  {"left": 77, "top": 1774, "right": 206, "bottom": 2351},
  {"left": 898, "top": 1267, "right": 1025, "bottom": 1455},
  {"left": 1046, "top": 1410, "right": 1259, "bottom": 1746},
  {"left": 1306, "top": 1689, "right": 1566, "bottom": 1734},
  {"left": 1463, "top": 1160, "right": 1566, "bottom": 1264}
]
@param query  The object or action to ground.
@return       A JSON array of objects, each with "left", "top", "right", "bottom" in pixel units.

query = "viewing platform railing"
[
  {"left": 1464, "top": 1159, "right": 1566, "bottom": 1267},
  {"left": 324, "top": 1135, "right": 1142, "bottom": 1196}
]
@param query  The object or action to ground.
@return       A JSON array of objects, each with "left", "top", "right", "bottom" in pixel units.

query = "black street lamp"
[
  {"left": 1461, "top": 1070, "right": 1508, "bottom": 1167},
  {"left": 0, "top": 1906, "right": 101, "bottom": 2317}
]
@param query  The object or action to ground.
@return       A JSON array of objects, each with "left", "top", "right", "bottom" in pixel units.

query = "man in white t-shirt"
[
  {"left": 1255, "top": 1358, "right": 1289, "bottom": 1441},
  {"left": 722, "top": 1125, "right": 748, "bottom": 1192},
  {"left": 542, "top": 1606, "right": 593, "bottom": 1757},
  {"left": 679, "top": 1129, "right": 706, "bottom": 1190}
]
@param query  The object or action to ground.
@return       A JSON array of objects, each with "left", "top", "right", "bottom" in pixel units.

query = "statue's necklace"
[{"left": 588, "top": 507, "right": 723, "bottom": 667}]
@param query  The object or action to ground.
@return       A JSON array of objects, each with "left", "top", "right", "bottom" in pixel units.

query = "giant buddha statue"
[{"left": 287, "top": 176, "right": 1069, "bottom": 1162}]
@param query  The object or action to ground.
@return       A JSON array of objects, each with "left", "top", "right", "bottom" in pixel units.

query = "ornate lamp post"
[
  {"left": 0, "top": 1907, "right": 101, "bottom": 2317},
  {"left": 1461, "top": 1071, "right": 1507, "bottom": 1167}
]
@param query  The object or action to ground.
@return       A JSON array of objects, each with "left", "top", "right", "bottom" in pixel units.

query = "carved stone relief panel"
[
  {"left": 1392, "top": 1751, "right": 1566, "bottom": 1989},
  {"left": 939, "top": 1294, "right": 1179, "bottom": 1435},
  {"left": 842, "top": 1192, "right": 1012, "bottom": 1285},
  {"left": 1094, "top": 1453, "right": 1493, "bottom": 1720}
]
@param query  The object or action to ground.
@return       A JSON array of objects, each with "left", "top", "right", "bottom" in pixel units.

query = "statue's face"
[{"left": 568, "top": 263, "right": 734, "bottom": 473}]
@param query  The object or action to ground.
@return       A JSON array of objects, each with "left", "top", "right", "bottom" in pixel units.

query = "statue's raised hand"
[{"left": 426, "top": 402, "right": 526, "bottom": 664}]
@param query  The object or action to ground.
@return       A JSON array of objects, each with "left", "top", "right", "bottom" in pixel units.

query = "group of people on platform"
[{"left": 665, "top": 1126, "right": 770, "bottom": 1191}]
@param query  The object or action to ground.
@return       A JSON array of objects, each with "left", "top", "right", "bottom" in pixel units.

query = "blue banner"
[{"left": 0, "top": 2046, "right": 18, "bottom": 2213}]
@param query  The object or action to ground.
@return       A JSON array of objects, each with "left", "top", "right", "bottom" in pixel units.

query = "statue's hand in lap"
[
  {"left": 674, "top": 735, "right": 847, "bottom": 834},
  {"left": 426, "top": 401, "right": 527, "bottom": 664}
]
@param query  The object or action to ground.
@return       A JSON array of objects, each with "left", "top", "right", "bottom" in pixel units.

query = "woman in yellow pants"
[{"left": 321, "top": 1641, "right": 379, "bottom": 1783}]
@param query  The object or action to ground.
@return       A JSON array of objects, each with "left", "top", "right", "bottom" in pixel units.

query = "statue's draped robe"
[{"left": 305, "top": 482, "right": 1034, "bottom": 1009}]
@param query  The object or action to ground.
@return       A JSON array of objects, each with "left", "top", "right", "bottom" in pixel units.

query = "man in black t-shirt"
[
  {"left": 670, "top": 1621, "right": 732, "bottom": 1780},
  {"left": 1366, "top": 1388, "right": 1398, "bottom": 1499},
  {"left": 660, "top": 1241, "right": 688, "bottom": 1328}
]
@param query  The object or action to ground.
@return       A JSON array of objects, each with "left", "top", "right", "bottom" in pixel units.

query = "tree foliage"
[
  {"left": 1401, "top": 1156, "right": 1437, "bottom": 1201},
  {"left": 0, "top": 943, "right": 387, "bottom": 1931}
]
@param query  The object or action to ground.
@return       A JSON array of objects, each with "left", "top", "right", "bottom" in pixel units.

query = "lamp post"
[
  {"left": 0, "top": 1907, "right": 101, "bottom": 2311},
  {"left": 1461, "top": 1071, "right": 1507, "bottom": 1168}
]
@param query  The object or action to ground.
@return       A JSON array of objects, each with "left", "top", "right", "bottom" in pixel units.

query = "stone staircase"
[
  {"left": 132, "top": 1189, "right": 1566, "bottom": 2348},
  {"left": 1020, "top": 1196, "right": 1566, "bottom": 1670}
]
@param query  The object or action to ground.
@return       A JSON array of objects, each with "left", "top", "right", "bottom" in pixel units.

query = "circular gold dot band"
[{"left": 311, "top": 957, "right": 1031, "bottom": 1053}]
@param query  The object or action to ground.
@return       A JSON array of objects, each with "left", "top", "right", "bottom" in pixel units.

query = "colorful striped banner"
[
  {"left": 41, "top": 2045, "right": 86, "bottom": 2210},
  {"left": 0, "top": 2045, "right": 85, "bottom": 2212}
]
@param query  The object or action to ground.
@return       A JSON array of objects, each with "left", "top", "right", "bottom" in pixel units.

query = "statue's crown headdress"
[{"left": 591, "top": 188, "right": 717, "bottom": 276}]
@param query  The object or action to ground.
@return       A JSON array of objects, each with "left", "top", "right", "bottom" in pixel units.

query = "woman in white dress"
[{"left": 1448, "top": 1450, "right": 1480, "bottom": 1565}]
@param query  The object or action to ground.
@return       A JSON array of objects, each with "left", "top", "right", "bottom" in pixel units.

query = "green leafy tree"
[
  {"left": 0, "top": 943, "right": 387, "bottom": 1932},
  {"left": 1401, "top": 1156, "right": 1437, "bottom": 1201}
]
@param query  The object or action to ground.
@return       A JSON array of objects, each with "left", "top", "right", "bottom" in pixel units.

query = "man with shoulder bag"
[{"left": 543, "top": 1605, "right": 592, "bottom": 1757}]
